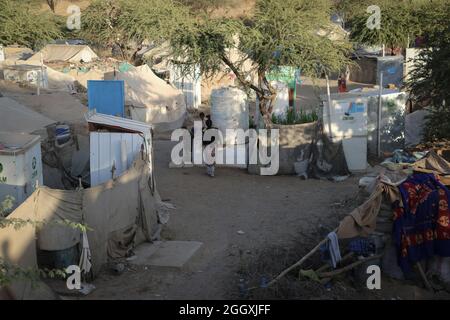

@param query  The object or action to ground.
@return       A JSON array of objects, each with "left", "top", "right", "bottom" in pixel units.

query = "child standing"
[{"left": 204, "top": 116, "right": 216, "bottom": 177}]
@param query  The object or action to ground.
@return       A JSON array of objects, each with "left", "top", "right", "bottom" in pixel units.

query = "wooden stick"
[
  {"left": 267, "top": 228, "right": 338, "bottom": 287},
  {"left": 316, "top": 252, "right": 354, "bottom": 273},
  {"left": 416, "top": 262, "right": 433, "bottom": 292},
  {"left": 318, "top": 254, "right": 383, "bottom": 278}
]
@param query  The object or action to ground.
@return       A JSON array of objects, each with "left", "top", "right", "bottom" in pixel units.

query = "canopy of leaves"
[
  {"left": 241, "top": 0, "right": 352, "bottom": 77},
  {"left": 345, "top": 0, "right": 450, "bottom": 49},
  {"left": 348, "top": 0, "right": 418, "bottom": 49},
  {"left": 406, "top": 6, "right": 450, "bottom": 141},
  {"left": 179, "top": 0, "right": 232, "bottom": 13},
  {"left": 81, "top": 0, "right": 191, "bottom": 59},
  {"left": 0, "top": 0, "right": 62, "bottom": 49},
  {"left": 170, "top": 0, "right": 352, "bottom": 90}
]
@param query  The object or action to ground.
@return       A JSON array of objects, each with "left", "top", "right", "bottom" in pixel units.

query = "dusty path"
[{"left": 84, "top": 140, "right": 360, "bottom": 300}]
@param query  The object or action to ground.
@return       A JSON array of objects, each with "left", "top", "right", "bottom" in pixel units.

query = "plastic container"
[
  {"left": 0, "top": 132, "right": 43, "bottom": 211},
  {"left": 55, "top": 124, "right": 71, "bottom": 145},
  {"left": 270, "top": 81, "right": 290, "bottom": 118},
  {"left": 210, "top": 87, "right": 249, "bottom": 145}
]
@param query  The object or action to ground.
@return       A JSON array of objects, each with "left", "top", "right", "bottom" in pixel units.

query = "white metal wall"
[
  {"left": 0, "top": 141, "right": 43, "bottom": 210},
  {"left": 169, "top": 64, "right": 202, "bottom": 110},
  {"left": 90, "top": 132, "right": 144, "bottom": 187}
]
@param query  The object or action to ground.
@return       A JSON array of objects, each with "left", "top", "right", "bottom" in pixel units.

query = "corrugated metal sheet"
[
  {"left": 89, "top": 132, "right": 144, "bottom": 187},
  {"left": 88, "top": 80, "right": 125, "bottom": 117},
  {"left": 170, "top": 64, "right": 202, "bottom": 109}
]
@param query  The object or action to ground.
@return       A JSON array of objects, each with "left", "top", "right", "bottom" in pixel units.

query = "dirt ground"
[
  {"left": 1, "top": 79, "right": 449, "bottom": 300},
  {"left": 82, "top": 140, "right": 362, "bottom": 299},
  {"left": 75, "top": 140, "right": 450, "bottom": 300}
]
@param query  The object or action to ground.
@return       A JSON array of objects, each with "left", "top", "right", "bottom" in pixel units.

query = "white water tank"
[
  {"left": 211, "top": 87, "right": 249, "bottom": 145},
  {"left": 270, "top": 81, "right": 289, "bottom": 118}
]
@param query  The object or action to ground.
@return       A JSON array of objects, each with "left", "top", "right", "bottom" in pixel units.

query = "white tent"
[
  {"left": 28, "top": 45, "right": 98, "bottom": 63},
  {"left": 116, "top": 65, "right": 187, "bottom": 133}
]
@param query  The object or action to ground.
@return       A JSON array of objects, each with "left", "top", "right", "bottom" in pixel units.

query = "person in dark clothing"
[{"left": 204, "top": 115, "right": 216, "bottom": 177}]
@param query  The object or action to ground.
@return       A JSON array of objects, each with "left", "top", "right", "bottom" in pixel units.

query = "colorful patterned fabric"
[{"left": 392, "top": 173, "right": 450, "bottom": 273}]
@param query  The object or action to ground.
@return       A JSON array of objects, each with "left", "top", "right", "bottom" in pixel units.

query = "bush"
[{"left": 271, "top": 108, "right": 319, "bottom": 125}]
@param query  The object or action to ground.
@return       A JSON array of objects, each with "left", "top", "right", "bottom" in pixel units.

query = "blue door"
[{"left": 88, "top": 80, "right": 125, "bottom": 117}]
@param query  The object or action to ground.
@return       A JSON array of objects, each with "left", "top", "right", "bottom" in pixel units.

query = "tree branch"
[{"left": 220, "top": 54, "right": 263, "bottom": 95}]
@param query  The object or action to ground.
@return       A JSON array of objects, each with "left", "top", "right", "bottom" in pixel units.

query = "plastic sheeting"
[
  {"left": 28, "top": 45, "right": 98, "bottom": 63},
  {"left": 0, "top": 158, "right": 168, "bottom": 299},
  {"left": 116, "top": 65, "right": 186, "bottom": 133},
  {"left": 405, "top": 109, "right": 429, "bottom": 147}
]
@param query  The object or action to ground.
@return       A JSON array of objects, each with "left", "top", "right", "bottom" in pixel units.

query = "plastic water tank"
[
  {"left": 211, "top": 87, "right": 249, "bottom": 145},
  {"left": 270, "top": 81, "right": 289, "bottom": 118}
]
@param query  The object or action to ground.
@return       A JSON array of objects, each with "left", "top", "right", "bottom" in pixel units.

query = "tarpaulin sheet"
[
  {"left": 116, "top": 65, "right": 186, "bottom": 132},
  {"left": 0, "top": 157, "right": 165, "bottom": 299}
]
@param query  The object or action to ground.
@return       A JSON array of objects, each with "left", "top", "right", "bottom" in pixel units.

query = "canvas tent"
[
  {"left": 28, "top": 45, "right": 98, "bottom": 63},
  {"left": 0, "top": 157, "right": 167, "bottom": 299},
  {"left": 2, "top": 46, "right": 33, "bottom": 61},
  {"left": 115, "top": 65, "right": 187, "bottom": 133},
  {"left": 0, "top": 112, "right": 169, "bottom": 299}
]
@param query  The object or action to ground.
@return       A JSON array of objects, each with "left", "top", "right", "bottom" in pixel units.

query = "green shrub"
[{"left": 271, "top": 107, "right": 318, "bottom": 125}]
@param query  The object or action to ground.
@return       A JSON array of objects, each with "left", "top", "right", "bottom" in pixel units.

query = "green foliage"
[
  {"left": 271, "top": 108, "right": 319, "bottom": 125},
  {"left": 81, "top": 0, "right": 190, "bottom": 60},
  {"left": 80, "top": 0, "right": 123, "bottom": 49},
  {"left": 0, "top": 0, "right": 62, "bottom": 49},
  {"left": 170, "top": 0, "right": 352, "bottom": 124},
  {"left": 0, "top": 258, "right": 68, "bottom": 287},
  {"left": 0, "top": 195, "right": 90, "bottom": 289},
  {"left": 406, "top": 6, "right": 450, "bottom": 141},
  {"left": 243, "top": 0, "right": 351, "bottom": 77},
  {"left": 0, "top": 196, "right": 14, "bottom": 217},
  {"left": 170, "top": 0, "right": 352, "bottom": 78},
  {"left": 346, "top": 0, "right": 450, "bottom": 49},
  {"left": 334, "top": 0, "right": 371, "bottom": 26},
  {"left": 348, "top": 0, "right": 417, "bottom": 49},
  {"left": 179, "top": 0, "right": 231, "bottom": 13}
]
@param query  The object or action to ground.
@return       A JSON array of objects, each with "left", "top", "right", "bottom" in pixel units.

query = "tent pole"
[
  {"left": 325, "top": 75, "right": 333, "bottom": 139},
  {"left": 377, "top": 72, "right": 383, "bottom": 158}
]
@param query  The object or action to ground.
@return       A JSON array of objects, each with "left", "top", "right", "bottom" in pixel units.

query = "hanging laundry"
[
  {"left": 320, "top": 232, "right": 342, "bottom": 268},
  {"left": 392, "top": 173, "right": 450, "bottom": 274},
  {"left": 348, "top": 237, "right": 376, "bottom": 257}
]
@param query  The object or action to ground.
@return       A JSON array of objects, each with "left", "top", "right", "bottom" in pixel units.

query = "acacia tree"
[
  {"left": 0, "top": 0, "right": 62, "bottom": 49},
  {"left": 167, "top": 0, "right": 352, "bottom": 126},
  {"left": 406, "top": 1, "right": 450, "bottom": 141},
  {"left": 81, "top": 0, "right": 190, "bottom": 61},
  {"left": 46, "top": 0, "right": 58, "bottom": 12},
  {"left": 83, "top": 0, "right": 351, "bottom": 126},
  {"left": 347, "top": 0, "right": 419, "bottom": 52}
]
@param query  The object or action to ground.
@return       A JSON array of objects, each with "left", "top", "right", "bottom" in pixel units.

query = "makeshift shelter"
[
  {"left": 28, "top": 45, "right": 98, "bottom": 63},
  {"left": 86, "top": 111, "right": 154, "bottom": 187},
  {"left": 270, "top": 151, "right": 450, "bottom": 288},
  {"left": 2, "top": 46, "right": 33, "bottom": 61},
  {"left": 1, "top": 64, "right": 48, "bottom": 89},
  {"left": 46, "top": 67, "right": 76, "bottom": 92},
  {"left": 115, "top": 65, "right": 187, "bottom": 133},
  {"left": 0, "top": 112, "right": 169, "bottom": 299}
]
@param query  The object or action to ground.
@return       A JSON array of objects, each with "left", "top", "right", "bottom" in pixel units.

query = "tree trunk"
[
  {"left": 46, "top": 0, "right": 57, "bottom": 13},
  {"left": 219, "top": 55, "right": 276, "bottom": 128},
  {"left": 257, "top": 72, "right": 277, "bottom": 129}
]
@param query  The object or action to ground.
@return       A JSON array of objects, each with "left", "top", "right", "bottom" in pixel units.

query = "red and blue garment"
[{"left": 392, "top": 173, "right": 450, "bottom": 273}]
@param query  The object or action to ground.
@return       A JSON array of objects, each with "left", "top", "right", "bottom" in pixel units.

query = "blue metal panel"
[{"left": 88, "top": 80, "right": 125, "bottom": 117}]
